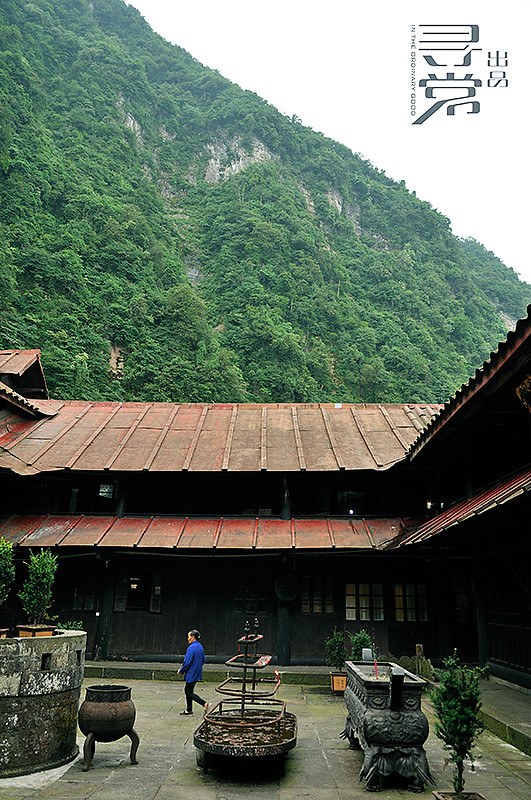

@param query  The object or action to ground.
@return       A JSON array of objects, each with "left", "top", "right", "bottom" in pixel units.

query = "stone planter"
[
  {"left": 0, "top": 629, "right": 86, "bottom": 778},
  {"left": 342, "top": 660, "right": 434, "bottom": 792},
  {"left": 16, "top": 624, "right": 57, "bottom": 638}
]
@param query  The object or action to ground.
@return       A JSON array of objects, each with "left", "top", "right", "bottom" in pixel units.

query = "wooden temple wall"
[{"left": 47, "top": 551, "right": 446, "bottom": 665}]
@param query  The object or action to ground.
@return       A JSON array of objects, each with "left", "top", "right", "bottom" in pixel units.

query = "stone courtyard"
[{"left": 0, "top": 678, "right": 530, "bottom": 800}]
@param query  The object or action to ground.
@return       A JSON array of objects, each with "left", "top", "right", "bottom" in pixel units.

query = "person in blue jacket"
[{"left": 178, "top": 629, "right": 208, "bottom": 715}]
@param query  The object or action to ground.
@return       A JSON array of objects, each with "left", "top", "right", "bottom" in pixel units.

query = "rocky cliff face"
[{"left": 204, "top": 136, "right": 277, "bottom": 184}]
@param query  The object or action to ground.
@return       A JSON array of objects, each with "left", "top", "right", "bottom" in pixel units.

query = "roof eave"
[{"left": 408, "top": 305, "right": 531, "bottom": 461}]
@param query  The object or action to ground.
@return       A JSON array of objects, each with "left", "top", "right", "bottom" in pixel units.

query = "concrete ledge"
[
  {"left": 84, "top": 663, "right": 330, "bottom": 686},
  {"left": 278, "top": 672, "right": 329, "bottom": 686},
  {"left": 480, "top": 709, "right": 531, "bottom": 757}
]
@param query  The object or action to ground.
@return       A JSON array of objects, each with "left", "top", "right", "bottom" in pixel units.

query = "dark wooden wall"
[{"left": 50, "top": 550, "right": 451, "bottom": 666}]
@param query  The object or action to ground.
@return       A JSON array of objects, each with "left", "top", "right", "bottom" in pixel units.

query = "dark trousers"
[{"left": 185, "top": 680, "right": 205, "bottom": 712}]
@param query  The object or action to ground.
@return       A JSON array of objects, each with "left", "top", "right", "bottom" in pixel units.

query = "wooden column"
[
  {"left": 93, "top": 560, "right": 117, "bottom": 661},
  {"left": 277, "top": 601, "right": 291, "bottom": 666},
  {"left": 433, "top": 558, "right": 453, "bottom": 659}
]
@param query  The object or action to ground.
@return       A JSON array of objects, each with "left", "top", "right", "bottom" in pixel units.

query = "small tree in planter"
[
  {"left": 0, "top": 537, "right": 15, "bottom": 636},
  {"left": 18, "top": 549, "right": 58, "bottom": 636},
  {"left": 348, "top": 629, "right": 373, "bottom": 660},
  {"left": 430, "top": 651, "right": 484, "bottom": 796},
  {"left": 325, "top": 627, "right": 348, "bottom": 694}
]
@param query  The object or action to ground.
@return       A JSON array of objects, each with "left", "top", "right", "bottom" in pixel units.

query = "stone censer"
[{"left": 342, "top": 660, "right": 434, "bottom": 792}]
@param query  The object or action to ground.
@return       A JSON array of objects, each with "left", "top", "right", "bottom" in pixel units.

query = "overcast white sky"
[{"left": 126, "top": 0, "right": 531, "bottom": 285}]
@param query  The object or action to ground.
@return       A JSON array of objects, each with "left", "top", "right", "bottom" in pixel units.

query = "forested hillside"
[{"left": 1, "top": 0, "right": 530, "bottom": 403}]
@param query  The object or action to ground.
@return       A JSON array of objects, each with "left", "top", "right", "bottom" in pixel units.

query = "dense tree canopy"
[{"left": 1, "top": 0, "right": 530, "bottom": 403}]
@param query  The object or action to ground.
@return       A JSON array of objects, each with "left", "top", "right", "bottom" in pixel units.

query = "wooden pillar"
[
  {"left": 474, "top": 575, "right": 488, "bottom": 666},
  {"left": 115, "top": 480, "right": 126, "bottom": 518},
  {"left": 433, "top": 558, "right": 453, "bottom": 660},
  {"left": 277, "top": 601, "right": 291, "bottom": 666},
  {"left": 275, "top": 560, "right": 296, "bottom": 665},
  {"left": 280, "top": 478, "right": 291, "bottom": 520},
  {"left": 93, "top": 560, "right": 117, "bottom": 661}
]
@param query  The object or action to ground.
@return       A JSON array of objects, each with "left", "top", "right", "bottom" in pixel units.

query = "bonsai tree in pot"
[
  {"left": 325, "top": 627, "right": 348, "bottom": 694},
  {"left": 430, "top": 650, "right": 484, "bottom": 799},
  {"left": 17, "top": 549, "right": 58, "bottom": 637},
  {"left": 0, "top": 537, "right": 15, "bottom": 636}
]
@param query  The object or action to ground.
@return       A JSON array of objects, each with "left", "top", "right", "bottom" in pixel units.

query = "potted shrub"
[
  {"left": 325, "top": 627, "right": 347, "bottom": 694},
  {"left": 348, "top": 629, "right": 373, "bottom": 660},
  {"left": 17, "top": 549, "right": 58, "bottom": 637},
  {"left": 0, "top": 537, "right": 15, "bottom": 637},
  {"left": 430, "top": 651, "right": 485, "bottom": 800}
]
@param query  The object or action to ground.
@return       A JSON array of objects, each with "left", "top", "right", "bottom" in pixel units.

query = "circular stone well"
[{"left": 0, "top": 630, "right": 86, "bottom": 778}]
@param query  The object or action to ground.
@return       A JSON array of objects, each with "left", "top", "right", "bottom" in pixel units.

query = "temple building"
[{"left": 0, "top": 311, "right": 530, "bottom": 690}]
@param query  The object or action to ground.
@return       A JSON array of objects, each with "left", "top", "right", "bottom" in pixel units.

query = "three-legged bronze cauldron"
[{"left": 78, "top": 684, "right": 140, "bottom": 771}]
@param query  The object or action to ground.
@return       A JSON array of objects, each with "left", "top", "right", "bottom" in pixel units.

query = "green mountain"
[{"left": 1, "top": 0, "right": 530, "bottom": 403}]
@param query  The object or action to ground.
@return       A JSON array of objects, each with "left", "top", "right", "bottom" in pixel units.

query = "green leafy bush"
[
  {"left": 325, "top": 627, "right": 347, "bottom": 672},
  {"left": 18, "top": 549, "right": 58, "bottom": 626},
  {"left": 0, "top": 537, "right": 15, "bottom": 608},
  {"left": 57, "top": 620, "right": 84, "bottom": 630},
  {"left": 348, "top": 629, "right": 373, "bottom": 660},
  {"left": 430, "top": 651, "right": 484, "bottom": 795}
]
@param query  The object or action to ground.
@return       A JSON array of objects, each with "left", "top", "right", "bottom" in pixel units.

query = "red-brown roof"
[
  {"left": 388, "top": 466, "right": 531, "bottom": 547},
  {"left": 0, "top": 350, "right": 42, "bottom": 376},
  {"left": 0, "top": 514, "right": 404, "bottom": 550},
  {"left": 0, "top": 402, "right": 441, "bottom": 475},
  {"left": 408, "top": 305, "right": 531, "bottom": 460},
  {"left": 0, "top": 349, "right": 49, "bottom": 403},
  {"left": 0, "top": 382, "right": 57, "bottom": 420}
]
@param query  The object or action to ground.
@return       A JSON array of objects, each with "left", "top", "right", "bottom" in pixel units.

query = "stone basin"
[{"left": 342, "top": 660, "right": 434, "bottom": 792}]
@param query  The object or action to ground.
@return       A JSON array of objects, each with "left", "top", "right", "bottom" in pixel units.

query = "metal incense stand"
[{"left": 193, "top": 620, "right": 297, "bottom": 771}]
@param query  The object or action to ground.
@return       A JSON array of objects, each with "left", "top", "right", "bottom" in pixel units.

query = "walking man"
[{"left": 178, "top": 629, "right": 208, "bottom": 715}]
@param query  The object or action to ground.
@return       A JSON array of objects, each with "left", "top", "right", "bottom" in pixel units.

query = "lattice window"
[
  {"left": 73, "top": 582, "right": 95, "bottom": 612},
  {"left": 346, "top": 583, "right": 384, "bottom": 620},
  {"left": 394, "top": 584, "right": 428, "bottom": 622},
  {"left": 301, "top": 575, "right": 334, "bottom": 614}
]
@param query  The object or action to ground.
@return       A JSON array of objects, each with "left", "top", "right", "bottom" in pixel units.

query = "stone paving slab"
[{"left": 0, "top": 679, "right": 530, "bottom": 800}]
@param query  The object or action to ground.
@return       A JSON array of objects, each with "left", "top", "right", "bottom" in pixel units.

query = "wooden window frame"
[
  {"left": 114, "top": 572, "right": 162, "bottom": 613},
  {"left": 394, "top": 583, "right": 428, "bottom": 622},
  {"left": 73, "top": 582, "right": 95, "bottom": 612},
  {"left": 345, "top": 583, "right": 384, "bottom": 621},
  {"left": 302, "top": 575, "right": 334, "bottom": 615}
]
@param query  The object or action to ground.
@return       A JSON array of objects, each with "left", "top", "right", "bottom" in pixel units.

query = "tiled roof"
[
  {"left": 408, "top": 305, "right": 531, "bottom": 460},
  {"left": 387, "top": 466, "right": 531, "bottom": 547},
  {"left": 0, "top": 350, "right": 41, "bottom": 375},
  {"left": 0, "top": 401, "right": 441, "bottom": 475},
  {"left": 0, "top": 514, "right": 404, "bottom": 550},
  {"left": 0, "top": 381, "right": 57, "bottom": 419}
]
